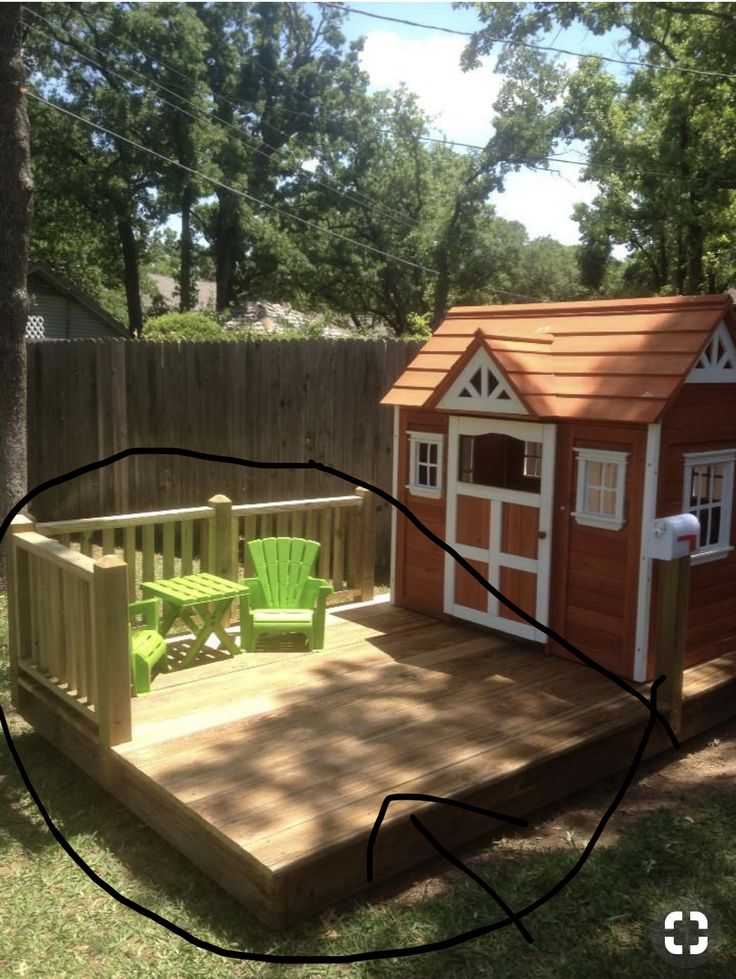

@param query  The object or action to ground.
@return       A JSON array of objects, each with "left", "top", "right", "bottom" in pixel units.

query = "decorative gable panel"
[
  {"left": 686, "top": 321, "right": 736, "bottom": 383},
  {"left": 436, "top": 346, "right": 528, "bottom": 414}
]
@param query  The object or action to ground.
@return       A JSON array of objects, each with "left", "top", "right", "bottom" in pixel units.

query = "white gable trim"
[
  {"left": 436, "top": 346, "right": 528, "bottom": 414},
  {"left": 686, "top": 321, "right": 736, "bottom": 383}
]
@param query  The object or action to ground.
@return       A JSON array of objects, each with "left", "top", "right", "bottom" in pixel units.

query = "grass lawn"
[{"left": 1, "top": 592, "right": 735, "bottom": 978}]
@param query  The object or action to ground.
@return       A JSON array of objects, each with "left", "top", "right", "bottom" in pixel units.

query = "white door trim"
[
  {"left": 390, "top": 406, "right": 399, "bottom": 605},
  {"left": 444, "top": 416, "right": 556, "bottom": 642}
]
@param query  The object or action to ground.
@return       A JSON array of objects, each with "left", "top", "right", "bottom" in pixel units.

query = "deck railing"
[
  {"left": 36, "top": 487, "right": 376, "bottom": 602},
  {"left": 7, "top": 489, "right": 376, "bottom": 748},
  {"left": 7, "top": 516, "right": 131, "bottom": 747}
]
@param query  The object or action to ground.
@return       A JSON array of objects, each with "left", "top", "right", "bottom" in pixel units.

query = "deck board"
[{"left": 17, "top": 598, "right": 736, "bottom": 926}]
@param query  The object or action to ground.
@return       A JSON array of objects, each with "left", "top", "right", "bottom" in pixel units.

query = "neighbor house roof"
[
  {"left": 145, "top": 274, "right": 217, "bottom": 311},
  {"left": 381, "top": 294, "right": 736, "bottom": 423},
  {"left": 28, "top": 263, "right": 128, "bottom": 338}
]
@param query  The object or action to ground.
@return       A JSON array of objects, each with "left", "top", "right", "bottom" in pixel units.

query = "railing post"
[
  {"left": 6, "top": 514, "right": 35, "bottom": 706},
  {"left": 93, "top": 555, "right": 132, "bottom": 747},
  {"left": 208, "top": 494, "right": 234, "bottom": 580},
  {"left": 355, "top": 487, "right": 376, "bottom": 602},
  {"left": 654, "top": 554, "right": 690, "bottom": 736}
]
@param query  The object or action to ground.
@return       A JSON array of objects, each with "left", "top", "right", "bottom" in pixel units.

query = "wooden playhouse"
[{"left": 382, "top": 295, "right": 736, "bottom": 682}]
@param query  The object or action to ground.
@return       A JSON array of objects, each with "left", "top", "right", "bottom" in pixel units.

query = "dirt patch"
[{"left": 366, "top": 715, "right": 736, "bottom": 908}]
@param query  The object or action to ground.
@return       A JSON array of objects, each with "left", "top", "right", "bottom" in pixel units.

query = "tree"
[
  {"left": 462, "top": 2, "right": 736, "bottom": 295},
  {"left": 0, "top": 6, "right": 32, "bottom": 585}
]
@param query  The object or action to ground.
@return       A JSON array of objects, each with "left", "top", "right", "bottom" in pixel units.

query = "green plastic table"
[{"left": 140, "top": 572, "right": 248, "bottom": 667}]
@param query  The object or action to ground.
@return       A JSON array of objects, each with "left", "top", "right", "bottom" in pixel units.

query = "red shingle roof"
[{"left": 382, "top": 295, "right": 735, "bottom": 423}]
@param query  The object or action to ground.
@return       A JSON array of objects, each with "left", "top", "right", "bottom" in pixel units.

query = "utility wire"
[
  {"left": 24, "top": 7, "right": 421, "bottom": 231},
  {"left": 32, "top": 6, "right": 694, "bottom": 189},
  {"left": 324, "top": 2, "right": 736, "bottom": 81},
  {"left": 28, "top": 92, "right": 547, "bottom": 303},
  {"left": 27, "top": 91, "right": 443, "bottom": 276}
]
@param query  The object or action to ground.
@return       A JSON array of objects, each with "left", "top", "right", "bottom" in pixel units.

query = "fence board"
[{"left": 26, "top": 338, "right": 422, "bottom": 583}]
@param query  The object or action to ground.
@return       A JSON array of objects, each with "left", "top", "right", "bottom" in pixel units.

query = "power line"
[
  {"left": 24, "top": 8, "right": 422, "bottom": 232},
  {"left": 28, "top": 93, "right": 548, "bottom": 303},
  {"left": 27, "top": 91, "right": 443, "bottom": 277},
  {"left": 29, "top": 6, "right": 691, "bottom": 195},
  {"left": 324, "top": 2, "right": 736, "bottom": 82}
]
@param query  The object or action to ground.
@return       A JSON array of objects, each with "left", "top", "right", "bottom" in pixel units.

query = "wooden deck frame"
[{"left": 11, "top": 600, "right": 736, "bottom": 927}]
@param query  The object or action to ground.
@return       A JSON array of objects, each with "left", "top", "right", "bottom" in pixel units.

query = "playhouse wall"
[
  {"left": 650, "top": 382, "right": 736, "bottom": 673},
  {"left": 548, "top": 422, "right": 647, "bottom": 680},
  {"left": 394, "top": 408, "right": 449, "bottom": 618}
]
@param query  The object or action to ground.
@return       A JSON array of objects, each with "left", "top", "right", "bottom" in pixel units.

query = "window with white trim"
[
  {"left": 523, "top": 441, "right": 542, "bottom": 479},
  {"left": 573, "top": 448, "right": 629, "bottom": 530},
  {"left": 683, "top": 449, "right": 735, "bottom": 558},
  {"left": 407, "top": 432, "right": 444, "bottom": 498}
]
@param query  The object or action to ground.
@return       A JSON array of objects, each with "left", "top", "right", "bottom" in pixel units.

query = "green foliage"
[
  {"left": 464, "top": 2, "right": 736, "bottom": 295},
  {"left": 406, "top": 312, "right": 432, "bottom": 339},
  {"left": 143, "top": 311, "right": 229, "bottom": 341}
]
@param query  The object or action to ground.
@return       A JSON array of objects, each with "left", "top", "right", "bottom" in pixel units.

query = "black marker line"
[
  {"left": 367, "top": 793, "right": 527, "bottom": 882},
  {"left": 0, "top": 447, "right": 680, "bottom": 963},
  {"left": 409, "top": 813, "right": 533, "bottom": 944}
]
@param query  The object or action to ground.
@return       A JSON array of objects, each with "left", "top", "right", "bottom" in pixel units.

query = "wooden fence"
[{"left": 26, "top": 338, "right": 420, "bottom": 579}]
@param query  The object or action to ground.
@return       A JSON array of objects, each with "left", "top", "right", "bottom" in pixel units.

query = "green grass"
[{"left": 1, "top": 595, "right": 734, "bottom": 978}]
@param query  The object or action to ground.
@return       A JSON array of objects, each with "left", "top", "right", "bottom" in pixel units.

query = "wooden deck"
[{"left": 16, "top": 599, "right": 736, "bottom": 927}]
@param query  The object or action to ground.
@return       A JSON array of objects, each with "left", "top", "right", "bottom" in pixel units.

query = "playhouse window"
[
  {"left": 573, "top": 448, "right": 629, "bottom": 530},
  {"left": 683, "top": 450, "right": 735, "bottom": 558},
  {"left": 407, "top": 432, "right": 444, "bottom": 498},
  {"left": 457, "top": 433, "right": 541, "bottom": 492}
]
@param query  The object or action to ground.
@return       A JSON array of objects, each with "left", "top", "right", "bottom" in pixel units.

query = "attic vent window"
[
  {"left": 407, "top": 431, "right": 444, "bottom": 499},
  {"left": 572, "top": 448, "right": 629, "bottom": 531},
  {"left": 437, "top": 346, "right": 527, "bottom": 414},
  {"left": 683, "top": 449, "right": 735, "bottom": 561},
  {"left": 686, "top": 321, "right": 736, "bottom": 383}
]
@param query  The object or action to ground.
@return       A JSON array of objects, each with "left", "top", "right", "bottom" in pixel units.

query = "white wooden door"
[{"left": 444, "top": 417, "right": 556, "bottom": 642}]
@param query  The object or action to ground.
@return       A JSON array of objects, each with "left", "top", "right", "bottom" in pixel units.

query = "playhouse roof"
[{"left": 381, "top": 294, "right": 735, "bottom": 423}]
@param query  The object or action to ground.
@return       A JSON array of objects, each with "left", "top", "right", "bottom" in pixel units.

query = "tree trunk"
[
  {"left": 0, "top": 7, "right": 32, "bottom": 585},
  {"left": 430, "top": 248, "right": 451, "bottom": 329},
  {"left": 117, "top": 216, "right": 143, "bottom": 337},
  {"left": 179, "top": 183, "right": 195, "bottom": 312},
  {"left": 215, "top": 191, "right": 238, "bottom": 311}
]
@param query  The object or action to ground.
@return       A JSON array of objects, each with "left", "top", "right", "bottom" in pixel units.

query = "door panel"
[
  {"left": 498, "top": 567, "right": 537, "bottom": 624},
  {"left": 454, "top": 559, "right": 489, "bottom": 611},
  {"left": 501, "top": 502, "right": 539, "bottom": 559},
  {"left": 456, "top": 496, "right": 490, "bottom": 548}
]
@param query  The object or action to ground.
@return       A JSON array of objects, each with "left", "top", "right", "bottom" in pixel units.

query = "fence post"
[
  {"left": 355, "top": 487, "right": 376, "bottom": 602},
  {"left": 654, "top": 554, "right": 690, "bottom": 736},
  {"left": 208, "top": 494, "right": 234, "bottom": 580},
  {"left": 93, "top": 555, "right": 132, "bottom": 747},
  {"left": 6, "top": 514, "right": 35, "bottom": 706}
]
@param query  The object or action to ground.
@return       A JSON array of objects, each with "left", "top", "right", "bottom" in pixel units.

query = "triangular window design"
[
  {"left": 437, "top": 346, "right": 527, "bottom": 415},
  {"left": 686, "top": 321, "right": 736, "bottom": 383}
]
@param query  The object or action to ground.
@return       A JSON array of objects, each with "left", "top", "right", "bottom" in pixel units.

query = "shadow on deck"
[{"left": 16, "top": 599, "right": 736, "bottom": 927}]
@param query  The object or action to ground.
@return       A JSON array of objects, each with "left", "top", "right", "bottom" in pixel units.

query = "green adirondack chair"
[
  {"left": 129, "top": 598, "right": 168, "bottom": 696},
  {"left": 240, "top": 538, "right": 333, "bottom": 652}
]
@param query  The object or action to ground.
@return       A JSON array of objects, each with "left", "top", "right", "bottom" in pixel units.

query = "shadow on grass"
[{"left": 2, "top": 704, "right": 735, "bottom": 976}]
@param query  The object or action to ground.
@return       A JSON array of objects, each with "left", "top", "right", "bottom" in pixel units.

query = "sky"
[{"left": 318, "top": 1, "right": 613, "bottom": 247}]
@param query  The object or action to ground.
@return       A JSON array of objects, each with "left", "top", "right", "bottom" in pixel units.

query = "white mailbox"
[{"left": 647, "top": 513, "right": 701, "bottom": 561}]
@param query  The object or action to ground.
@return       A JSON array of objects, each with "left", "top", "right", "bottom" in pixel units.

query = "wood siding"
[
  {"left": 549, "top": 423, "right": 647, "bottom": 679},
  {"left": 653, "top": 383, "right": 736, "bottom": 671},
  {"left": 395, "top": 408, "right": 448, "bottom": 617}
]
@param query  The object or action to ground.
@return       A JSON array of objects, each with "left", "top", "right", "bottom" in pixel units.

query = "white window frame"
[
  {"left": 572, "top": 448, "right": 629, "bottom": 530},
  {"left": 523, "top": 440, "right": 543, "bottom": 479},
  {"left": 407, "top": 431, "right": 444, "bottom": 499},
  {"left": 683, "top": 449, "right": 735, "bottom": 563}
]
